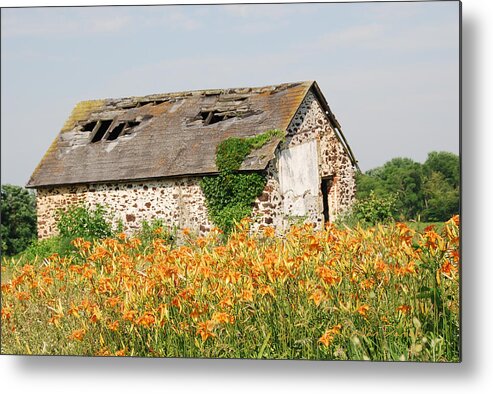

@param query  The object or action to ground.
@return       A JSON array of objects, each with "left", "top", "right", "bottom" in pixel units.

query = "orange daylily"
[
  {"left": 196, "top": 320, "right": 216, "bottom": 341},
  {"left": 356, "top": 304, "right": 370, "bottom": 317},
  {"left": 318, "top": 324, "right": 342, "bottom": 347},
  {"left": 68, "top": 329, "right": 86, "bottom": 341}
]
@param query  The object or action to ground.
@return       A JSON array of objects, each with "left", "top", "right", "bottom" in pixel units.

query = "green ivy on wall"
[{"left": 200, "top": 129, "right": 284, "bottom": 234}]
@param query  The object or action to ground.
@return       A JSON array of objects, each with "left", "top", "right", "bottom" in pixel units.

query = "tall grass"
[{"left": 1, "top": 217, "right": 459, "bottom": 361}]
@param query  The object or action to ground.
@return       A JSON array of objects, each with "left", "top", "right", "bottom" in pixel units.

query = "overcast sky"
[{"left": 1, "top": 1, "right": 460, "bottom": 186}]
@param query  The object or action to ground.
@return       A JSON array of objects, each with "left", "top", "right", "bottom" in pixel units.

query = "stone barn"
[{"left": 27, "top": 81, "right": 358, "bottom": 238}]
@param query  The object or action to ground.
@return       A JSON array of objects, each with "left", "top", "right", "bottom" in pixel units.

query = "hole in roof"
[
  {"left": 106, "top": 122, "right": 126, "bottom": 141},
  {"left": 123, "top": 120, "right": 141, "bottom": 134},
  {"left": 200, "top": 111, "right": 226, "bottom": 125},
  {"left": 82, "top": 121, "right": 98, "bottom": 132},
  {"left": 91, "top": 120, "right": 112, "bottom": 143}
]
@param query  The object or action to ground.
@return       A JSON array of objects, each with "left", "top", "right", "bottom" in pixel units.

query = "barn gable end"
[{"left": 250, "top": 89, "right": 356, "bottom": 232}]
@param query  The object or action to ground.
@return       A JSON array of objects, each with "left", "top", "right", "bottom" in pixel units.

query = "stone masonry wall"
[
  {"left": 36, "top": 178, "right": 212, "bottom": 239},
  {"left": 251, "top": 91, "right": 356, "bottom": 232}
]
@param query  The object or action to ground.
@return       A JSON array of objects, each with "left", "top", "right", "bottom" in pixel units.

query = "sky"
[{"left": 1, "top": 1, "right": 460, "bottom": 186}]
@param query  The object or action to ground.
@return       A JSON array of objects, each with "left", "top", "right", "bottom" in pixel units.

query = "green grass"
[{"left": 406, "top": 221, "right": 445, "bottom": 233}]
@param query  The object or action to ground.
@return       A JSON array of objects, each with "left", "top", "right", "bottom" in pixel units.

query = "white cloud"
[
  {"left": 1, "top": 9, "right": 132, "bottom": 37},
  {"left": 163, "top": 10, "right": 202, "bottom": 31},
  {"left": 302, "top": 20, "right": 458, "bottom": 54},
  {"left": 313, "top": 24, "right": 386, "bottom": 50},
  {"left": 1, "top": 7, "right": 203, "bottom": 39},
  {"left": 86, "top": 14, "right": 131, "bottom": 34},
  {"left": 223, "top": 4, "right": 304, "bottom": 19},
  {"left": 221, "top": 3, "right": 313, "bottom": 35}
]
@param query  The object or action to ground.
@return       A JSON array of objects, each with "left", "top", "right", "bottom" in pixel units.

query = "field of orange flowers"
[{"left": 1, "top": 217, "right": 460, "bottom": 361}]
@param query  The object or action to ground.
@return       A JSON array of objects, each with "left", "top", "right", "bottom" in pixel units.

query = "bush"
[
  {"left": 56, "top": 204, "right": 113, "bottom": 241},
  {"left": 136, "top": 219, "right": 177, "bottom": 248},
  {"left": 1, "top": 184, "right": 37, "bottom": 256},
  {"left": 352, "top": 191, "right": 397, "bottom": 225},
  {"left": 15, "top": 236, "right": 69, "bottom": 263}
]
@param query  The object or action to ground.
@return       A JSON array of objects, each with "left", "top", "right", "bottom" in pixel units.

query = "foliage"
[
  {"left": 215, "top": 129, "right": 284, "bottom": 173},
  {"left": 352, "top": 191, "right": 397, "bottom": 225},
  {"left": 1, "top": 217, "right": 460, "bottom": 361},
  {"left": 201, "top": 129, "right": 283, "bottom": 234},
  {"left": 1, "top": 184, "right": 37, "bottom": 256},
  {"left": 201, "top": 173, "right": 266, "bottom": 235},
  {"left": 423, "top": 151, "right": 460, "bottom": 189},
  {"left": 12, "top": 237, "right": 68, "bottom": 265},
  {"left": 422, "top": 172, "right": 460, "bottom": 222},
  {"left": 135, "top": 219, "right": 177, "bottom": 248},
  {"left": 356, "top": 152, "right": 459, "bottom": 222},
  {"left": 360, "top": 158, "right": 424, "bottom": 220},
  {"left": 421, "top": 152, "right": 460, "bottom": 221},
  {"left": 56, "top": 204, "right": 113, "bottom": 241}
]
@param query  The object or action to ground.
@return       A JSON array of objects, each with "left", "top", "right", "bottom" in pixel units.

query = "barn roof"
[{"left": 27, "top": 81, "right": 356, "bottom": 188}]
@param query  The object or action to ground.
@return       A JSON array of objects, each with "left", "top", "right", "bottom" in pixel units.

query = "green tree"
[
  {"left": 422, "top": 151, "right": 460, "bottom": 221},
  {"left": 355, "top": 152, "right": 459, "bottom": 222},
  {"left": 1, "top": 184, "right": 37, "bottom": 256},
  {"left": 423, "top": 151, "right": 460, "bottom": 189},
  {"left": 355, "top": 172, "right": 387, "bottom": 199},
  {"left": 356, "top": 158, "right": 424, "bottom": 220},
  {"left": 422, "top": 171, "right": 460, "bottom": 221}
]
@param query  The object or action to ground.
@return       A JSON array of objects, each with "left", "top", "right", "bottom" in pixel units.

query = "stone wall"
[
  {"left": 35, "top": 89, "right": 356, "bottom": 238},
  {"left": 36, "top": 178, "right": 212, "bottom": 239}
]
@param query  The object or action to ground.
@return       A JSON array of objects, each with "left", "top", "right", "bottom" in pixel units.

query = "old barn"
[{"left": 27, "top": 81, "right": 358, "bottom": 238}]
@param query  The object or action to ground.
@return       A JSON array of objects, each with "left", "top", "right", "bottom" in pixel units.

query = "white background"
[{"left": 1, "top": 0, "right": 491, "bottom": 393}]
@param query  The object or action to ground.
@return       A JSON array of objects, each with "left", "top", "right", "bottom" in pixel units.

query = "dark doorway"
[{"left": 321, "top": 177, "right": 333, "bottom": 223}]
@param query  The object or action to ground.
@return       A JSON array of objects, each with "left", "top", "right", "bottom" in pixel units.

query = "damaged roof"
[{"left": 27, "top": 81, "right": 356, "bottom": 188}]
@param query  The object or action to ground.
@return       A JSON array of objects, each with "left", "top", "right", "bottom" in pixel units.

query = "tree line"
[{"left": 354, "top": 151, "right": 460, "bottom": 223}]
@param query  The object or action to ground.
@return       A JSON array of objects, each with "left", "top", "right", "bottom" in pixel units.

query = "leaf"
[{"left": 257, "top": 332, "right": 271, "bottom": 359}]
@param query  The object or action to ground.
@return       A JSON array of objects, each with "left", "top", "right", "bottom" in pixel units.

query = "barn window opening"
[
  {"left": 91, "top": 120, "right": 112, "bottom": 143},
  {"left": 106, "top": 122, "right": 126, "bottom": 141},
  {"left": 200, "top": 110, "right": 226, "bottom": 125},
  {"left": 81, "top": 121, "right": 98, "bottom": 132}
]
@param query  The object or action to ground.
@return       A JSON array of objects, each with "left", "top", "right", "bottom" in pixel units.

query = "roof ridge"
[{"left": 78, "top": 81, "right": 314, "bottom": 103}]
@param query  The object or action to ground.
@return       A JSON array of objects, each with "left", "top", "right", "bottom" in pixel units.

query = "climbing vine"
[{"left": 200, "top": 129, "right": 284, "bottom": 234}]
